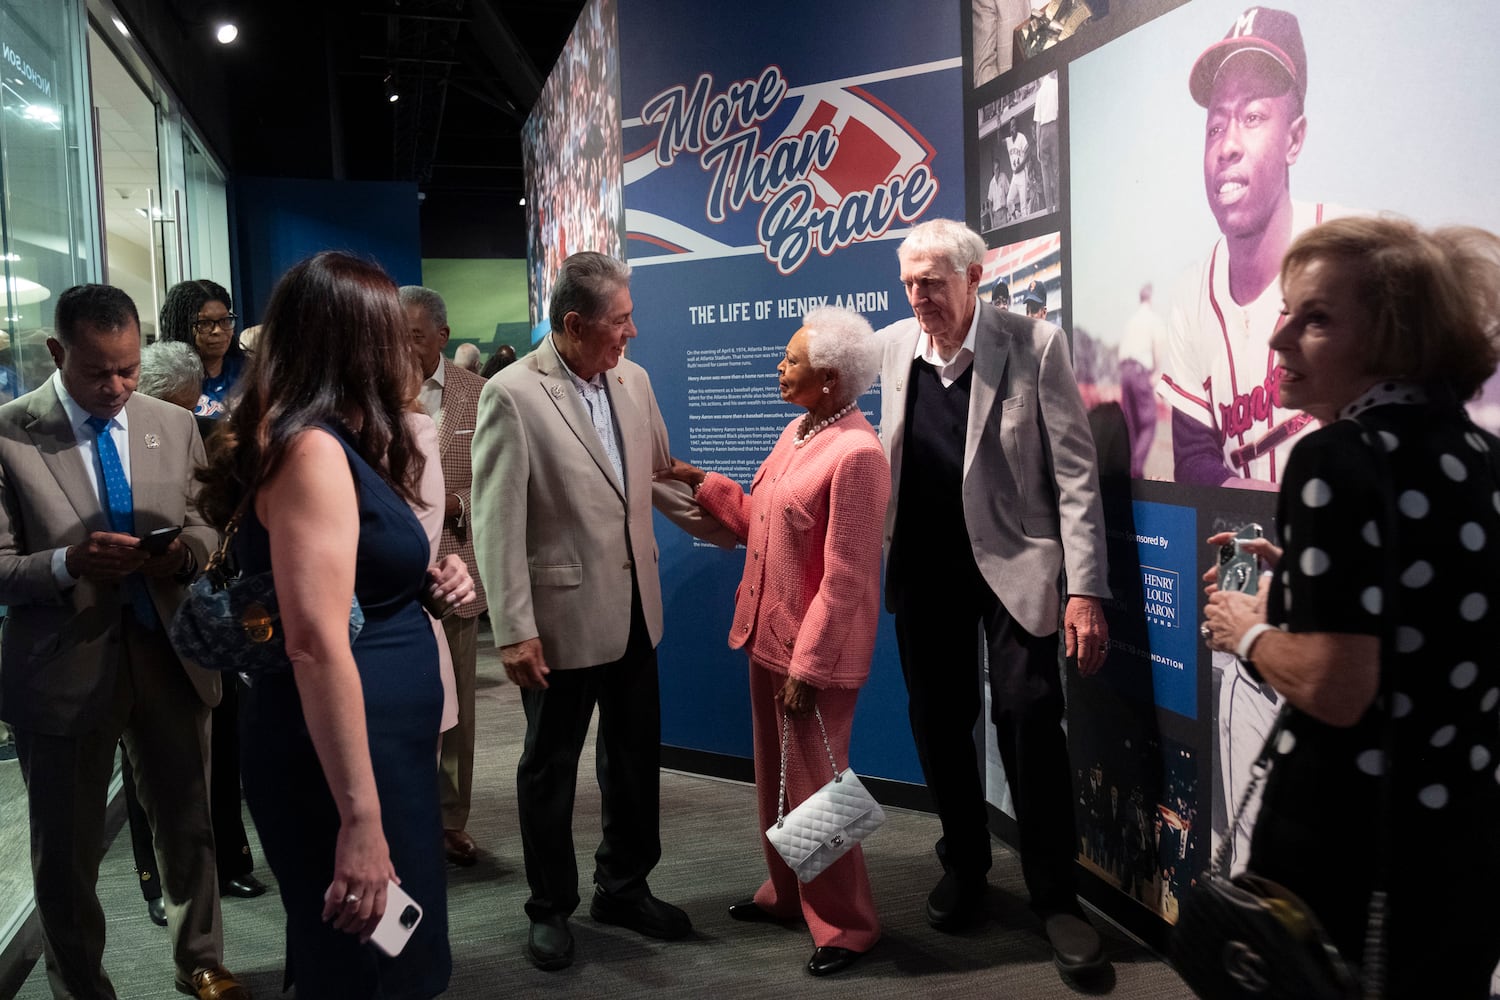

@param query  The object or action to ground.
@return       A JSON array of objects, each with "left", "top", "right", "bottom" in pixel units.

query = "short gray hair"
[
  {"left": 138, "top": 340, "right": 204, "bottom": 401},
  {"left": 398, "top": 285, "right": 448, "bottom": 328},
  {"left": 802, "top": 306, "right": 880, "bottom": 406},
  {"left": 549, "top": 252, "right": 631, "bottom": 335},
  {"left": 898, "top": 218, "right": 986, "bottom": 273},
  {"left": 453, "top": 342, "right": 482, "bottom": 371}
]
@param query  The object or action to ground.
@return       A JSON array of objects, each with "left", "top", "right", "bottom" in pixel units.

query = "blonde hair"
[{"left": 1282, "top": 216, "right": 1500, "bottom": 400}]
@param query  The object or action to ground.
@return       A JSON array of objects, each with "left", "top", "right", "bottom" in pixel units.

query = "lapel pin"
[
  {"left": 617, "top": 376, "right": 624, "bottom": 384},
  {"left": 144, "top": 433, "right": 160, "bottom": 449},
  {"left": 550, "top": 385, "right": 564, "bottom": 399}
]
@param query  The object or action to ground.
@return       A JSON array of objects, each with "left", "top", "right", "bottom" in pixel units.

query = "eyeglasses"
[{"left": 192, "top": 314, "right": 236, "bottom": 334}]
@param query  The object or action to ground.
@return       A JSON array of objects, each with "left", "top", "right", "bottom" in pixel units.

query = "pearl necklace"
[{"left": 794, "top": 402, "right": 856, "bottom": 447}]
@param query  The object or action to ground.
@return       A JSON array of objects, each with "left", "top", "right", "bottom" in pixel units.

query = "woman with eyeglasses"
[{"left": 159, "top": 279, "right": 248, "bottom": 419}]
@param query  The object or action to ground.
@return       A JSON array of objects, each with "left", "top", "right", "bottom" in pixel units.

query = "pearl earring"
[{"left": 822, "top": 385, "right": 830, "bottom": 394}]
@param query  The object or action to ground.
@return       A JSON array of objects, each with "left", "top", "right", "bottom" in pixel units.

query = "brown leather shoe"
[
  {"left": 175, "top": 965, "right": 250, "bottom": 1000},
  {"left": 444, "top": 828, "right": 479, "bottom": 866}
]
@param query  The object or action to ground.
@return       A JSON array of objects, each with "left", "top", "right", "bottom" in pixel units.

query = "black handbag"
[
  {"left": 1172, "top": 420, "right": 1399, "bottom": 1000},
  {"left": 168, "top": 504, "right": 364, "bottom": 673},
  {"left": 1169, "top": 710, "right": 1363, "bottom": 999}
]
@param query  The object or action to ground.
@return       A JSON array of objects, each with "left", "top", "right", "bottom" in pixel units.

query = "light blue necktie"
[
  {"left": 86, "top": 415, "right": 155, "bottom": 628},
  {"left": 580, "top": 382, "right": 625, "bottom": 487}
]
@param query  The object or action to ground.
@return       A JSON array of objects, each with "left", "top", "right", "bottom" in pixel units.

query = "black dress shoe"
[
  {"left": 147, "top": 896, "right": 167, "bottom": 927},
  {"left": 589, "top": 888, "right": 691, "bottom": 940},
  {"left": 526, "top": 916, "right": 574, "bottom": 971},
  {"left": 925, "top": 871, "right": 986, "bottom": 930},
  {"left": 1043, "top": 911, "right": 1108, "bottom": 978},
  {"left": 220, "top": 875, "right": 266, "bottom": 899},
  {"left": 727, "top": 898, "right": 792, "bottom": 924},
  {"left": 807, "top": 945, "right": 864, "bottom": 976}
]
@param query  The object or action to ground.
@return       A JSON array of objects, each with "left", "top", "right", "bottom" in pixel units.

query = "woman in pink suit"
[{"left": 657, "top": 306, "right": 889, "bottom": 977}]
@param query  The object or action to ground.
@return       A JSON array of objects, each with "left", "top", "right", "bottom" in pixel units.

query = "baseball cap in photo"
[
  {"left": 1189, "top": 6, "right": 1307, "bottom": 108},
  {"left": 1023, "top": 288, "right": 1047, "bottom": 309}
]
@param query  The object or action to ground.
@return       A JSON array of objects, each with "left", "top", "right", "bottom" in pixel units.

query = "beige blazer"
[
  {"left": 472, "top": 335, "right": 734, "bottom": 670},
  {"left": 877, "top": 303, "right": 1110, "bottom": 636},
  {"left": 0, "top": 380, "right": 219, "bottom": 735}
]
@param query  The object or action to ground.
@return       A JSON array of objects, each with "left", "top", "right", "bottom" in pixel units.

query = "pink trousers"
[{"left": 749, "top": 663, "right": 881, "bottom": 951}]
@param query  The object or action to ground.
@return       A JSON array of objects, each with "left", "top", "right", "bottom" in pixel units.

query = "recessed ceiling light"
[
  {"left": 519, "top": 196, "right": 527, "bottom": 206},
  {"left": 215, "top": 23, "right": 238, "bottom": 44}
]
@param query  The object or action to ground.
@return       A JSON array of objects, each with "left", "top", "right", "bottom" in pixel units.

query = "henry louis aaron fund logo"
[{"left": 628, "top": 65, "right": 939, "bottom": 274}]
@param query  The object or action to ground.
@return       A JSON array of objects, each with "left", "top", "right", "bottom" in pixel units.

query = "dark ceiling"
[{"left": 214, "top": 0, "right": 587, "bottom": 258}]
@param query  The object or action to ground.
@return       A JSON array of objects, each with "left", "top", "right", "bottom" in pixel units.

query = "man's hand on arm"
[
  {"left": 501, "top": 637, "right": 550, "bottom": 690},
  {"left": 65, "top": 531, "right": 150, "bottom": 581},
  {"left": 1064, "top": 595, "right": 1108, "bottom": 677}
]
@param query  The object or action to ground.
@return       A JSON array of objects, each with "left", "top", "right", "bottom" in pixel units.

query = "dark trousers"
[
  {"left": 892, "top": 573, "right": 1082, "bottom": 916},
  {"left": 517, "top": 587, "right": 662, "bottom": 921},
  {"left": 124, "top": 680, "right": 252, "bottom": 901},
  {"left": 15, "top": 615, "right": 222, "bottom": 999}
]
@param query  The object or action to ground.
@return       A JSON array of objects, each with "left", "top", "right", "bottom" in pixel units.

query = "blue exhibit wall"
[
  {"left": 231, "top": 177, "right": 422, "bottom": 324},
  {"left": 615, "top": 0, "right": 964, "bottom": 788}
]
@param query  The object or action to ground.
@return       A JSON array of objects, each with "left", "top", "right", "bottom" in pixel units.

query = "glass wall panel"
[
  {"left": 0, "top": 0, "right": 98, "bottom": 398},
  {"left": 182, "top": 129, "right": 229, "bottom": 291}
]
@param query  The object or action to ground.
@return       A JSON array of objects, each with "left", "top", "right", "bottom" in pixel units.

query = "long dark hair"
[
  {"left": 196, "top": 252, "right": 423, "bottom": 527},
  {"left": 159, "top": 278, "right": 247, "bottom": 368}
]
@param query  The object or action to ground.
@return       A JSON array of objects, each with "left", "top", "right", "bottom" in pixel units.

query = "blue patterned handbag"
[{"left": 168, "top": 509, "right": 363, "bottom": 673}]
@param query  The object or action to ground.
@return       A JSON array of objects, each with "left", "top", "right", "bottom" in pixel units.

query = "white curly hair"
[{"left": 801, "top": 305, "right": 880, "bottom": 408}]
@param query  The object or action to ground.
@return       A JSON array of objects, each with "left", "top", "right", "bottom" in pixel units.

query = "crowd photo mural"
[{"left": 520, "top": 0, "right": 1500, "bottom": 966}]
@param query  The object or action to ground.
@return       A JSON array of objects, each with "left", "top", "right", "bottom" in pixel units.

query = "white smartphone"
[{"left": 369, "top": 880, "right": 423, "bottom": 957}]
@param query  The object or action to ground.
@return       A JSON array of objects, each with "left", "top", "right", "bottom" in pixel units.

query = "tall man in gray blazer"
[
  {"left": 0, "top": 285, "right": 247, "bottom": 999},
  {"left": 878, "top": 219, "right": 1111, "bottom": 983},
  {"left": 472, "top": 252, "right": 733, "bottom": 972}
]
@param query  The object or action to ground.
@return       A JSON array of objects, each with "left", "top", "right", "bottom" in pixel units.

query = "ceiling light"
[
  {"left": 384, "top": 72, "right": 399, "bottom": 103},
  {"left": 111, "top": 16, "right": 130, "bottom": 37},
  {"left": 215, "top": 22, "right": 238, "bottom": 44},
  {"left": 518, "top": 196, "right": 527, "bottom": 206},
  {"left": 21, "top": 105, "right": 59, "bottom": 125}
]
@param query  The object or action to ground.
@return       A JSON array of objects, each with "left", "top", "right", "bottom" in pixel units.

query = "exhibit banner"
[{"left": 615, "top": 0, "right": 964, "bottom": 778}]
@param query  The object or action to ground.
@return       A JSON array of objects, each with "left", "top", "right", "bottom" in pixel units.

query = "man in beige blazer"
[
  {"left": 472, "top": 252, "right": 732, "bottom": 972},
  {"left": 400, "top": 284, "right": 491, "bottom": 866},
  {"left": 877, "top": 219, "right": 1111, "bottom": 985},
  {"left": 0, "top": 285, "right": 246, "bottom": 999}
]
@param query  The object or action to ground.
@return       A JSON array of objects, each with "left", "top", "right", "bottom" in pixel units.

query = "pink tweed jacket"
[{"left": 696, "top": 410, "right": 890, "bottom": 689}]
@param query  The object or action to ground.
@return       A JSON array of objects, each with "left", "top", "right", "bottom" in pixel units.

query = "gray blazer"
[
  {"left": 877, "top": 302, "right": 1110, "bottom": 636},
  {"left": 472, "top": 335, "right": 734, "bottom": 670},
  {"left": 0, "top": 380, "right": 219, "bottom": 735}
]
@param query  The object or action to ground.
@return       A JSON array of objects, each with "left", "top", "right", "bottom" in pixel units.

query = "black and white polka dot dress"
[{"left": 1247, "top": 388, "right": 1500, "bottom": 991}]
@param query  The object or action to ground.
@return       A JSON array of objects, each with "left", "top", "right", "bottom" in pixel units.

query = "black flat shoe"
[
  {"left": 925, "top": 871, "right": 986, "bottom": 931},
  {"left": 220, "top": 875, "right": 267, "bottom": 899},
  {"left": 147, "top": 897, "right": 167, "bottom": 927},
  {"left": 807, "top": 945, "right": 864, "bottom": 976},
  {"left": 1043, "top": 911, "right": 1108, "bottom": 979},
  {"left": 728, "top": 898, "right": 784, "bottom": 923},
  {"left": 526, "top": 916, "right": 574, "bottom": 971},
  {"left": 589, "top": 888, "right": 691, "bottom": 940}
]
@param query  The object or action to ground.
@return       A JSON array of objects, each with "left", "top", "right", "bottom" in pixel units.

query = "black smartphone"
[
  {"left": 140, "top": 525, "right": 183, "bottom": 555},
  {"left": 1216, "top": 523, "right": 1263, "bottom": 595}
]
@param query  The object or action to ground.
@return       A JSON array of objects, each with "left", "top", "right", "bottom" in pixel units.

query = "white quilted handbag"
[{"left": 765, "top": 707, "right": 885, "bottom": 883}]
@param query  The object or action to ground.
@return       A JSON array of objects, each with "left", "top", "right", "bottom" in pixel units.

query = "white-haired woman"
[{"left": 657, "top": 306, "right": 890, "bottom": 977}]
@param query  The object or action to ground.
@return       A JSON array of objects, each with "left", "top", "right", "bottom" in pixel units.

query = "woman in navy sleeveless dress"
[{"left": 195, "top": 252, "right": 453, "bottom": 998}]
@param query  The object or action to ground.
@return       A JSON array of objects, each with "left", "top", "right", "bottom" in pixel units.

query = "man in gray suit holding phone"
[
  {"left": 878, "top": 219, "right": 1111, "bottom": 985},
  {"left": 0, "top": 285, "right": 246, "bottom": 999}
]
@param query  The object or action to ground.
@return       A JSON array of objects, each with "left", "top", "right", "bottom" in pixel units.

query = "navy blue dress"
[{"left": 238, "top": 423, "right": 450, "bottom": 998}]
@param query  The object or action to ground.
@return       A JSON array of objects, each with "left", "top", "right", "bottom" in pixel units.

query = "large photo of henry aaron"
[{"left": 1070, "top": 0, "right": 1500, "bottom": 490}]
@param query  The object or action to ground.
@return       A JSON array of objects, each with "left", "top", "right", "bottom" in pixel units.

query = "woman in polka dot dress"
[{"left": 1202, "top": 216, "right": 1500, "bottom": 997}]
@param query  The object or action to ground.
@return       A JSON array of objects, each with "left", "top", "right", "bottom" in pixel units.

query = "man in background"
[
  {"left": 454, "top": 342, "right": 483, "bottom": 374},
  {"left": 401, "top": 284, "right": 491, "bottom": 867},
  {"left": 1118, "top": 283, "right": 1163, "bottom": 478}
]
